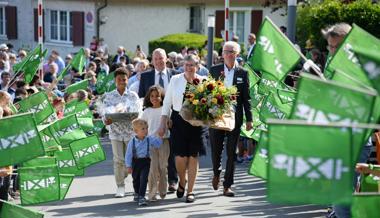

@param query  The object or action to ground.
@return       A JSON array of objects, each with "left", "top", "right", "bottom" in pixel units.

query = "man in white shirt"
[{"left": 246, "top": 33, "right": 256, "bottom": 61}]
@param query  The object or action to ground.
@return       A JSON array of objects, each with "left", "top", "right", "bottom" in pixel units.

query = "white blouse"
[{"left": 162, "top": 73, "right": 206, "bottom": 116}]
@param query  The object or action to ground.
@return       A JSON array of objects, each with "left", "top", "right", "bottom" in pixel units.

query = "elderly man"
[
  {"left": 138, "top": 48, "right": 179, "bottom": 193},
  {"left": 246, "top": 33, "right": 256, "bottom": 61},
  {"left": 322, "top": 23, "right": 352, "bottom": 79},
  {"left": 112, "top": 46, "right": 130, "bottom": 65},
  {"left": 209, "top": 41, "right": 252, "bottom": 197}
]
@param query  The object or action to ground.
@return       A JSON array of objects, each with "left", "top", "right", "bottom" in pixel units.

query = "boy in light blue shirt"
[{"left": 125, "top": 118, "right": 162, "bottom": 206}]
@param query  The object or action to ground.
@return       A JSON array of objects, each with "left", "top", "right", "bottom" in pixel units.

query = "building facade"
[{"left": 0, "top": 0, "right": 287, "bottom": 57}]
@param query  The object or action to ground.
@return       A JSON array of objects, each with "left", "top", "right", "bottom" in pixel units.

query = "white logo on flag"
[
  {"left": 21, "top": 177, "right": 56, "bottom": 191},
  {"left": 55, "top": 124, "right": 79, "bottom": 137},
  {"left": 364, "top": 61, "right": 380, "bottom": 79},
  {"left": 272, "top": 154, "right": 349, "bottom": 180},
  {"left": 258, "top": 36, "right": 274, "bottom": 54},
  {"left": 343, "top": 43, "right": 360, "bottom": 66},
  {"left": 27, "top": 100, "right": 49, "bottom": 114},
  {"left": 0, "top": 130, "right": 37, "bottom": 150},
  {"left": 58, "top": 160, "right": 76, "bottom": 168},
  {"left": 74, "top": 144, "right": 100, "bottom": 158}
]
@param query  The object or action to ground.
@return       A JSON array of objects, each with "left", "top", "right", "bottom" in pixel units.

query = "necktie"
[{"left": 159, "top": 72, "right": 164, "bottom": 88}]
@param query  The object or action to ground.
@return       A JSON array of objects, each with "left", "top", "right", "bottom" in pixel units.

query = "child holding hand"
[{"left": 125, "top": 118, "right": 162, "bottom": 206}]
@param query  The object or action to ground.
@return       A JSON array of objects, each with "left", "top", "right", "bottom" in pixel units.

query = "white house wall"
[{"left": 100, "top": 1, "right": 189, "bottom": 55}]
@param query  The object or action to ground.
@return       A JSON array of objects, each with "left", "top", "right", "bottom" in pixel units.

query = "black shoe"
[
  {"left": 223, "top": 188, "right": 235, "bottom": 197},
  {"left": 176, "top": 181, "right": 186, "bottom": 198}
]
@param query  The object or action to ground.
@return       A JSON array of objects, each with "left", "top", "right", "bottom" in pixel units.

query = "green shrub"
[
  {"left": 297, "top": 0, "right": 380, "bottom": 51},
  {"left": 148, "top": 33, "right": 223, "bottom": 56}
]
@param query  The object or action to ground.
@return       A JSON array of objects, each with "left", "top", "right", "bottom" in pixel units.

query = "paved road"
[{"left": 29, "top": 137, "right": 325, "bottom": 218}]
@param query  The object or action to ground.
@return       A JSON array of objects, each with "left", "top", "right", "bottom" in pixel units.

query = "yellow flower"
[
  {"left": 211, "top": 98, "right": 218, "bottom": 104},
  {"left": 230, "top": 86, "right": 238, "bottom": 94},
  {"left": 219, "top": 86, "right": 226, "bottom": 92},
  {"left": 189, "top": 93, "right": 195, "bottom": 100},
  {"left": 197, "top": 85, "right": 204, "bottom": 92},
  {"left": 192, "top": 99, "right": 199, "bottom": 105}
]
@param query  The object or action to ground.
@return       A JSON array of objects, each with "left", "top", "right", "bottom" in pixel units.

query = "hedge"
[
  {"left": 148, "top": 33, "right": 223, "bottom": 56},
  {"left": 296, "top": 0, "right": 380, "bottom": 51}
]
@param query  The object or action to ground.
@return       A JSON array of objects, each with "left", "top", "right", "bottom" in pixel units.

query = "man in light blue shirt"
[{"left": 125, "top": 119, "right": 162, "bottom": 206}]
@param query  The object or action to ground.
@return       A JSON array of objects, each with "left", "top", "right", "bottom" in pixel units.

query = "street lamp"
[{"left": 207, "top": 15, "right": 215, "bottom": 70}]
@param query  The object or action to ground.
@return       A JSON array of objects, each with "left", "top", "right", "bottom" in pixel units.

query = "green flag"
[
  {"left": 241, "top": 108, "right": 262, "bottom": 139},
  {"left": 251, "top": 17, "right": 301, "bottom": 81},
  {"left": 56, "top": 64, "right": 71, "bottom": 82},
  {"left": 351, "top": 193, "right": 380, "bottom": 218},
  {"left": 38, "top": 124, "right": 60, "bottom": 151},
  {"left": 71, "top": 48, "right": 86, "bottom": 74},
  {"left": 251, "top": 123, "right": 268, "bottom": 141},
  {"left": 92, "top": 119, "right": 105, "bottom": 136},
  {"left": 59, "top": 174, "right": 74, "bottom": 200},
  {"left": 277, "top": 88, "right": 296, "bottom": 104},
  {"left": 74, "top": 102, "right": 93, "bottom": 119},
  {"left": 326, "top": 25, "right": 380, "bottom": 89},
  {"left": 78, "top": 117, "right": 94, "bottom": 132},
  {"left": 353, "top": 47, "right": 380, "bottom": 94},
  {"left": 24, "top": 47, "right": 47, "bottom": 84},
  {"left": 16, "top": 91, "right": 55, "bottom": 124},
  {"left": 22, "top": 156, "right": 56, "bottom": 168},
  {"left": 0, "top": 113, "right": 45, "bottom": 167},
  {"left": 267, "top": 121, "right": 353, "bottom": 205},
  {"left": 54, "top": 148, "right": 84, "bottom": 176},
  {"left": 0, "top": 200, "right": 44, "bottom": 218},
  {"left": 259, "top": 92, "right": 292, "bottom": 123},
  {"left": 65, "top": 79, "right": 89, "bottom": 95},
  {"left": 47, "top": 114, "right": 87, "bottom": 147},
  {"left": 96, "top": 72, "right": 115, "bottom": 94},
  {"left": 19, "top": 165, "right": 61, "bottom": 205},
  {"left": 249, "top": 131, "right": 268, "bottom": 179},
  {"left": 70, "top": 135, "right": 106, "bottom": 169},
  {"left": 290, "top": 74, "right": 377, "bottom": 161},
  {"left": 63, "top": 99, "right": 79, "bottom": 116},
  {"left": 257, "top": 73, "right": 294, "bottom": 96}
]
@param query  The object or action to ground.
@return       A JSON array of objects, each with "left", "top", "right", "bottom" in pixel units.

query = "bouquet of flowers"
[{"left": 180, "top": 76, "right": 237, "bottom": 131}]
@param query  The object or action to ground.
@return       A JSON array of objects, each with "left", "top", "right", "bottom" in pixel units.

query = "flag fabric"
[
  {"left": 257, "top": 73, "right": 294, "bottom": 96},
  {"left": 359, "top": 165, "right": 380, "bottom": 192},
  {"left": 47, "top": 114, "right": 87, "bottom": 147},
  {"left": 74, "top": 102, "right": 93, "bottom": 119},
  {"left": 38, "top": 124, "right": 60, "bottom": 151},
  {"left": 250, "top": 17, "right": 301, "bottom": 81},
  {"left": 277, "top": 88, "right": 297, "bottom": 104},
  {"left": 65, "top": 79, "right": 89, "bottom": 95},
  {"left": 70, "top": 48, "right": 86, "bottom": 74},
  {"left": 240, "top": 108, "right": 262, "bottom": 139},
  {"left": 78, "top": 118, "right": 94, "bottom": 132},
  {"left": 0, "top": 200, "right": 44, "bottom": 218},
  {"left": 16, "top": 91, "right": 55, "bottom": 124},
  {"left": 59, "top": 174, "right": 74, "bottom": 200},
  {"left": 259, "top": 93, "right": 292, "bottom": 123},
  {"left": 70, "top": 135, "right": 106, "bottom": 169},
  {"left": 249, "top": 131, "right": 268, "bottom": 179},
  {"left": 267, "top": 121, "right": 353, "bottom": 205},
  {"left": 351, "top": 194, "right": 380, "bottom": 218},
  {"left": 290, "top": 73, "right": 377, "bottom": 161},
  {"left": 96, "top": 72, "right": 115, "bottom": 94},
  {"left": 54, "top": 148, "right": 84, "bottom": 176},
  {"left": 92, "top": 119, "right": 105, "bottom": 136},
  {"left": 13, "top": 45, "right": 47, "bottom": 83},
  {"left": 0, "top": 113, "right": 45, "bottom": 167},
  {"left": 63, "top": 99, "right": 79, "bottom": 116},
  {"left": 22, "top": 156, "right": 57, "bottom": 168},
  {"left": 251, "top": 123, "right": 268, "bottom": 142},
  {"left": 19, "top": 165, "right": 61, "bottom": 205},
  {"left": 353, "top": 47, "right": 380, "bottom": 94},
  {"left": 56, "top": 64, "right": 71, "bottom": 82},
  {"left": 326, "top": 25, "right": 380, "bottom": 89},
  {"left": 244, "top": 63, "right": 261, "bottom": 88}
]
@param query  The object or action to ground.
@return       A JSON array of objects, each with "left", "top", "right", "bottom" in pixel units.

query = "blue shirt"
[{"left": 125, "top": 135, "right": 162, "bottom": 167}]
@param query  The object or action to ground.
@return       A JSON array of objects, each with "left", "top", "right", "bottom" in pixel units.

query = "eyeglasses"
[
  {"left": 223, "top": 50, "right": 236, "bottom": 55},
  {"left": 184, "top": 63, "right": 197, "bottom": 67}
]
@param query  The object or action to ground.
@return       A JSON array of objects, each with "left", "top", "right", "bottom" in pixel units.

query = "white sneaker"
[{"left": 115, "top": 187, "right": 125, "bottom": 198}]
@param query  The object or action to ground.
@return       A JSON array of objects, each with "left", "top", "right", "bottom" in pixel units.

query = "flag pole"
[
  {"left": 265, "top": 17, "right": 326, "bottom": 80},
  {"left": 38, "top": 0, "right": 44, "bottom": 79},
  {"left": 225, "top": 0, "right": 229, "bottom": 41}
]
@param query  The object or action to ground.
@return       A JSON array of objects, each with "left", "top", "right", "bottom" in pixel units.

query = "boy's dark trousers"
[{"left": 132, "top": 158, "right": 151, "bottom": 197}]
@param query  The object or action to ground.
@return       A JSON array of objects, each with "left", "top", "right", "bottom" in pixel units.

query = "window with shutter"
[
  {"left": 251, "top": 10, "right": 263, "bottom": 35},
  {"left": 71, "top": 11, "right": 84, "bottom": 46},
  {"left": 5, "top": 6, "right": 17, "bottom": 39},
  {"left": 49, "top": 10, "right": 72, "bottom": 43}
]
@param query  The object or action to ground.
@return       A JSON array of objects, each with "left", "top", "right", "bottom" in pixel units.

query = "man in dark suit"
[
  {"left": 209, "top": 41, "right": 253, "bottom": 197},
  {"left": 138, "top": 48, "right": 178, "bottom": 98},
  {"left": 138, "top": 48, "right": 179, "bottom": 193},
  {"left": 112, "top": 46, "right": 130, "bottom": 65}
]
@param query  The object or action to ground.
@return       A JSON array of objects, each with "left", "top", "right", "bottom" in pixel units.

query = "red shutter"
[
  {"left": 5, "top": 6, "right": 17, "bottom": 39},
  {"left": 251, "top": 10, "right": 263, "bottom": 34},
  {"left": 72, "top": 11, "right": 84, "bottom": 46},
  {"left": 33, "top": 8, "right": 45, "bottom": 42},
  {"left": 215, "top": 10, "right": 224, "bottom": 38}
]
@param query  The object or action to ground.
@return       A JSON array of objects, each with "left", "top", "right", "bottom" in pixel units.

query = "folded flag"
[
  {"left": 249, "top": 131, "right": 268, "bottom": 179},
  {"left": 54, "top": 148, "right": 84, "bottom": 176}
]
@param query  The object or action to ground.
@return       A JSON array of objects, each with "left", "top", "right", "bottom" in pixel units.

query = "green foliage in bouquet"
[{"left": 183, "top": 76, "right": 237, "bottom": 121}]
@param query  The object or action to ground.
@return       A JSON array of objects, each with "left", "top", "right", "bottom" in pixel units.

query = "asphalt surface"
[{"left": 27, "top": 137, "right": 325, "bottom": 218}]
